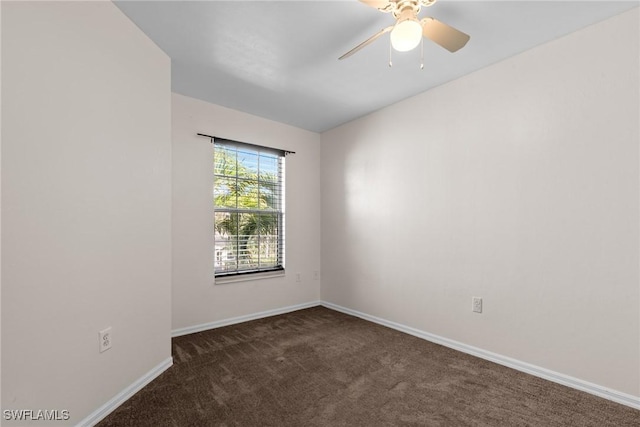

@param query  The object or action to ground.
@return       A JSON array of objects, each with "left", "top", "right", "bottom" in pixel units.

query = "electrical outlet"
[
  {"left": 472, "top": 297, "right": 483, "bottom": 313},
  {"left": 99, "top": 327, "right": 112, "bottom": 353},
  {"left": 313, "top": 271, "right": 319, "bottom": 280},
  {"left": 295, "top": 273, "right": 301, "bottom": 283}
]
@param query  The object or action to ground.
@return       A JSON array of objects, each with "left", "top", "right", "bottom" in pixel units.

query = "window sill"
[{"left": 214, "top": 270, "right": 286, "bottom": 285}]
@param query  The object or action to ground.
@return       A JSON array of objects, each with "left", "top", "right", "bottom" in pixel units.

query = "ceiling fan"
[{"left": 339, "top": 0, "right": 470, "bottom": 60}]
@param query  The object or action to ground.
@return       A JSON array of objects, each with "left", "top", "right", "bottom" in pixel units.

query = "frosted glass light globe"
[{"left": 390, "top": 19, "right": 423, "bottom": 52}]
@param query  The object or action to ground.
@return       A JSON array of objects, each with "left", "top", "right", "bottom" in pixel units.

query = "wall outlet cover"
[
  {"left": 472, "top": 297, "right": 483, "bottom": 313},
  {"left": 99, "top": 327, "right": 112, "bottom": 353}
]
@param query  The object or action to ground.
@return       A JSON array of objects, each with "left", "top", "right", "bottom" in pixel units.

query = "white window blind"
[{"left": 213, "top": 138, "right": 285, "bottom": 278}]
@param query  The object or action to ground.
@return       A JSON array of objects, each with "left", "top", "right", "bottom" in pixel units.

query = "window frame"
[{"left": 213, "top": 138, "right": 286, "bottom": 282}]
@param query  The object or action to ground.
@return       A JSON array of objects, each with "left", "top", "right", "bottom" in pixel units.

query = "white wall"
[
  {"left": 0, "top": 2, "right": 3, "bottom": 420},
  {"left": 1, "top": 2, "right": 172, "bottom": 425},
  {"left": 172, "top": 93, "right": 321, "bottom": 331},
  {"left": 321, "top": 8, "right": 639, "bottom": 398}
]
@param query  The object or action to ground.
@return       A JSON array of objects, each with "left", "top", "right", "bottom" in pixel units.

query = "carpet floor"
[{"left": 98, "top": 306, "right": 639, "bottom": 426}]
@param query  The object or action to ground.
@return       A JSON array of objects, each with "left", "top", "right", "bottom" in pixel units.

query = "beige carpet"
[{"left": 98, "top": 306, "right": 639, "bottom": 426}]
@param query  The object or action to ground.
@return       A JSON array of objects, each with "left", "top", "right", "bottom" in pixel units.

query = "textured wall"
[
  {"left": 172, "top": 93, "right": 321, "bottom": 331},
  {"left": 2, "top": 2, "right": 172, "bottom": 424},
  {"left": 321, "top": 9, "right": 639, "bottom": 397}
]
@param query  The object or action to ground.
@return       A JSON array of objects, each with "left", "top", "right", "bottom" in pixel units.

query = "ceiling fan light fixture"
[
  {"left": 390, "top": 18, "right": 423, "bottom": 52},
  {"left": 339, "top": 0, "right": 470, "bottom": 61}
]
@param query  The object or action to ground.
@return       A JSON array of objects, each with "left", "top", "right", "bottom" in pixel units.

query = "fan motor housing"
[{"left": 391, "top": 0, "right": 437, "bottom": 19}]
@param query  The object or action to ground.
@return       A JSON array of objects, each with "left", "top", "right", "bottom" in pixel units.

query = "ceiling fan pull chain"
[
  {"left": 420, "top": 37, "right": 424, "bottom": 70},
  {"left": 389, "top": 35, "right": 393, "bottom": 67}
]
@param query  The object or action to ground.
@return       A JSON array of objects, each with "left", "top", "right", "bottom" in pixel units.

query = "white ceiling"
[{"left": 115, "top": 1, "right": 638, "bottom": 132}]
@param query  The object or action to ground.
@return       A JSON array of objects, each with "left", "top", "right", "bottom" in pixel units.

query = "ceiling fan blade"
[
  {"left": 339, "top": 26, "right": 393, "bottom": 60},
  {"left": 359, "top": 0, "right": 393, "bottom": 12},
  {"left": 421, "top": 17, "right": 470, "bottom": 52}
]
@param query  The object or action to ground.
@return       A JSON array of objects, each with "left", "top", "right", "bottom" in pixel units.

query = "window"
[{"left": 213, "top": 138, "right": 285, "bottom": 278}]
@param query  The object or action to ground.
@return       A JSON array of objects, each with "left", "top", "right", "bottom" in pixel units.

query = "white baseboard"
[
  {"left": 171, "top": 300, "right": 321, "bottom": 337},
  {"left": 321, "top": 301, "right": 640, "bottom": 410},
  {"left": 76, "top": 357, "right": 173, "bottom": 427}
]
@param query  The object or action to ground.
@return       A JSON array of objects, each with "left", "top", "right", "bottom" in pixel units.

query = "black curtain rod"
[{"left": 197, "top": 133, "right": 296, "bottom": 155}]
